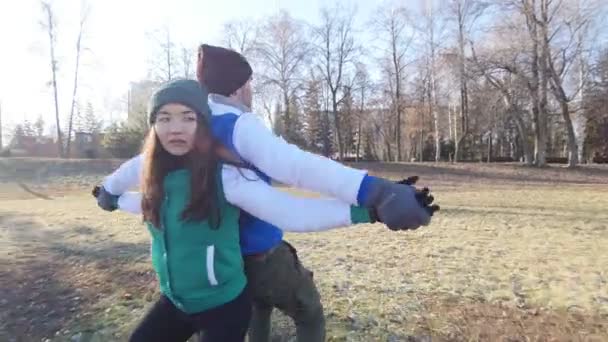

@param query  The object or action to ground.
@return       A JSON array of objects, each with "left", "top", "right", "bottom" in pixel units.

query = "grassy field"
[{"left": 1, "top": 158, "right": 607, "bottom": 341}]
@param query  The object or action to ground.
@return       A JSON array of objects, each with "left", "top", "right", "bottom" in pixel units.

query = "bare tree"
[
  {"left": 255, "top": 10, "right": 309, "bottom": 142},
  {"left": 449, "top": 0, "right": 488, "bottom": 161},
  {"left": 486, "top": 0, "right": 550, "bottom": 166},
  {"left": 40, "top": 0, "right": 63, "bottom": 157},
  {"left": 222, "top": 19, "right": 270, "bottom": 124},
  {"left": 540, "top": 0, "right": 599, "bottom": 167},
  {"left": 313, "top": 4, "right": 359, "bottom": 160},
  {"left": 471, "top": 42, "right": 535, "bottom": 164},
  {"left": 66, "top": 1, "right": 90, "bottom": 158},
  {"left": 223, "top": 19, "right": 259, "bottom": 57},
  {"left": 34, "top": 115, "right": 45, "bottom": 137},
  {"left": 518, "top": 0, "right": 550, "bottom": 166},
  {"left": 181, "top": 46, "right": 195, "bottom": 79},
  {"left": 418, "top": 0, "right": 446, "bottom": 162},
  {"left": 147, "top": 26, "right": 179, "bottom": 82},
  {"left": 372, "top": 2, "right": 415, "bottom": 161},
  {"left": 353, "top": 63, "right": 373, "bottom": 161}
]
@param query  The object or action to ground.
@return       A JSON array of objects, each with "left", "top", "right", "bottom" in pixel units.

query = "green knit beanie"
[{"left": 148, "top": 79, "right": 210, "bottom": 124}]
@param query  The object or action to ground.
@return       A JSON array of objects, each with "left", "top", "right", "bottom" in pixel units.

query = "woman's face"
[{"left": 153, "top": 103, "right": 198, "bottom": 156}]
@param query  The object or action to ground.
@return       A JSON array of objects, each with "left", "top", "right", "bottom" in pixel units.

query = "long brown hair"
[{"left": 140, "top": 122, "right": 220, "bottom": 229}]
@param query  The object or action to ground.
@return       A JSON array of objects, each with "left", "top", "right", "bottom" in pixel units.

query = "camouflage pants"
[{"left": 244, "top": 241, "right": 325, "bottom": 342}]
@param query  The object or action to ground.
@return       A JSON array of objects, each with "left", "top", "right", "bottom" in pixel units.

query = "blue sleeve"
[{"left": 357, "top": 174, "right": 377, "bottom": 206}]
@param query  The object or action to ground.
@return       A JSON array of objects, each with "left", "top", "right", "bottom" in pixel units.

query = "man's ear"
[
  {"left": 196, "top": 45, "right": 205, "bottom": 84},
  {"left": 229, "top": 87, "right": 240, "bottom": 98}
]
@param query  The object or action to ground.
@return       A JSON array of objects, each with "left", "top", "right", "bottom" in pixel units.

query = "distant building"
[
  {"left": 5, "top": 131, "right": 107, "bottom": 159},
  {"left": 72, "top": 131, "right": 106, "bottom": 158},
  {"left": 8, "top": 135, "right": 57, "bottom": 157}
]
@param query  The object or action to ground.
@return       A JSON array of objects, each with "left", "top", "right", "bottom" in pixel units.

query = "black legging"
[{"left": 129, "top": 289, "right": 251, "bottom": 342}]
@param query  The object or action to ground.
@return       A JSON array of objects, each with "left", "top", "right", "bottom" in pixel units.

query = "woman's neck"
[{"left": 166, "top": 154, "right": 187, "bottom": 172}]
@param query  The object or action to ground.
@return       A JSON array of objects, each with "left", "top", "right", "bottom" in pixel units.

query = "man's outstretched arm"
[
  {"left": 232, "top": 113, "right": 367, "bottom": 205},
  {"left": 94, "top": 154, "right": 143, "bottom": 211},
  {"left": 221, "top": 164, "right": 373, "bottom": 232},
  {"left": 102, "top": 154, "right": 143, "bottom": 195},
  {"left": 231, "top": 113, "right": 434, "bottom": 229}
]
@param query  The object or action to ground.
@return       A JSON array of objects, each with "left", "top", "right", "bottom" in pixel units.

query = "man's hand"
[
  {"left": 364, "top": 175, "right": 440, "bottom": 231},
  {"left": 397, "top": 176, "right": 440, "bottom": 217},
  {"left": 363, "top": 177, "right": 430, "bottom": 230},
  {"left": 92, "top": 185, "right": 119, "bottom": 212}
]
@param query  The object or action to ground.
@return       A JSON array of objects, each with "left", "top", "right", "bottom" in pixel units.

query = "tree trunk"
[
  {"left": 332, "top": 91, "right": 344, "bottom": 160},
  {"left": 523, "top": 0, "right": 547, "bottom": 167},
  {"left": 355, "top": 118, "right": 362, "bottom": 162},
  {"left": 356, "top": 86, "right": 365, "bottom": 162},
  {"left": 454, "top": 105, "right": 461, "bottom": 161},
  {"left": 430, "top": 72, "right": 440, "bottom": 162},
  {"left": 428, "top": 3, "right": 440, "bottom": 162},
  {"left": 66, "top": 38, "right": 82, "bottom": 158},
  {"left": 385, "top": 137, "right": 393, "bottom": 162},
  {"left": 395, "top": 97, "right": 402, "bottom": 161},
  {"left": 511, "top": 113, "right": 534, "bottom": 165},
  {"left": 166, "top": 30, "right": 173, "bottom": 81},
  {"left": 455, "top": 2, "right": 469, "bottom": 163},
  {"left": 548, "top": 81, "right": 579, "bottom": 167},
  {"left": 393, "top": 38, "right": 402, "bottom": 161},
  {"left": 448, "top": 103, "right": 453, "bottom": 142},
  {"left": 452, "top": 105, "right": 458, "bottom": 161},
  {"left": 283, "top": 89, "right": 290, "bottom": 138},
  {"left": 541, "top": 0, "right": 578, "bottom": 168},
  {"left": 66, "top": 25, "right": 84, "bottom": 159},
  {"left": 537, "top": 0, "right": 550, "bottom": 167},
  {"left": 576, "top": 33, "right": 586, "bottom": 163},
  {"left": 560, "top": 101, "right": 579, "bottom": 168},
  {"left": 455, "top": 129, "right": 467, "bottom": 162},
  {"left": 487, "top": 130, "right": 493, "bottom": 163},
  {"left": 322, "top": 110, "right": 332, "bottom": 157},
  {"left": 418, "top": 101, "right": 425, "bottom": 162},
  {"left": 66, "top": 114, "right": 74, "bottom": 157},
  {"left": 43, "top": 3, "right": 63, "bottom": 157}
]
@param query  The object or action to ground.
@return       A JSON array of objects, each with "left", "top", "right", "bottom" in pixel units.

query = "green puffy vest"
[{"left": 146, "top": 168, "right": 246, "bottom": 314}]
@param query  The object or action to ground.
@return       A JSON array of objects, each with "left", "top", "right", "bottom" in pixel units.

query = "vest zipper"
[{"left": 161, "top": 193, "right": 172, "bottom": 293}]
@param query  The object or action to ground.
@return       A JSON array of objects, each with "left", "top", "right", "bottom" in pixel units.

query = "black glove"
[{"left": 92, "top": 185, "right": 119, "bottom": 212}]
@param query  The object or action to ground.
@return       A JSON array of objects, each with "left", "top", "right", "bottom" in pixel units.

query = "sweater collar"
[{"left": 208, "top": 93, "right": 251, "bottom": 114}]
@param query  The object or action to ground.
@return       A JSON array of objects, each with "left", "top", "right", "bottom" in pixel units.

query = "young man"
[
  {"left": 200, "top": 44, "right": 435, "bottom": 342},
  {"left": 97, "top": 45, "right": 437, "bottom": 342}
]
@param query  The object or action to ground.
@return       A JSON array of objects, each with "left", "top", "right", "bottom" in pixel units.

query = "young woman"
[
  {"left": 123, "top": 79, "right": 382, "bottom": 342},
  {"left": 130, "top": 79, "right": 249, "bottom": 342}
]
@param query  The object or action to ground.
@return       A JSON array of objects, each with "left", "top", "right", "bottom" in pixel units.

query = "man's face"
[{"left": 237, "top": 78, "right": 253, "bottom": 109}]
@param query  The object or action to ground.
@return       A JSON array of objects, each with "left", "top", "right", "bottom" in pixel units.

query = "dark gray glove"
[
  {"left": 92, "top": 185, "right": 119, "bottom": 212},
  {"left": 397, "top": 176, "right": 440, "bottom": 217},
  {"left": 362, "top": 176, "right": 432, "bottom": 230}
]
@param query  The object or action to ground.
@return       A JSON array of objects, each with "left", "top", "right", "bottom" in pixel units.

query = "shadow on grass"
[
  {"left": 351, "top": 162, "right": 608, "bottom": 185},
  {"left": 0, "top": 211, "right": 153, "bottom": 341},
  {"left": 440, "top": 206, "right": 608, "bottom": 222}
]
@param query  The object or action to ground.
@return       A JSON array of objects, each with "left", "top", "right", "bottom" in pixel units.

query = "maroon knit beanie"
[{"left": 196, "top": 44, "right": 253, "bottom": 96}]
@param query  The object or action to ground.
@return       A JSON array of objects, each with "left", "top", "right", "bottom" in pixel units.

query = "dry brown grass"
[
  {"left": 1, "top": 159, "right": 607, "bottom": 341},
  {"left": 284, "top": 185, "right": 608, "bottom": 341}
]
